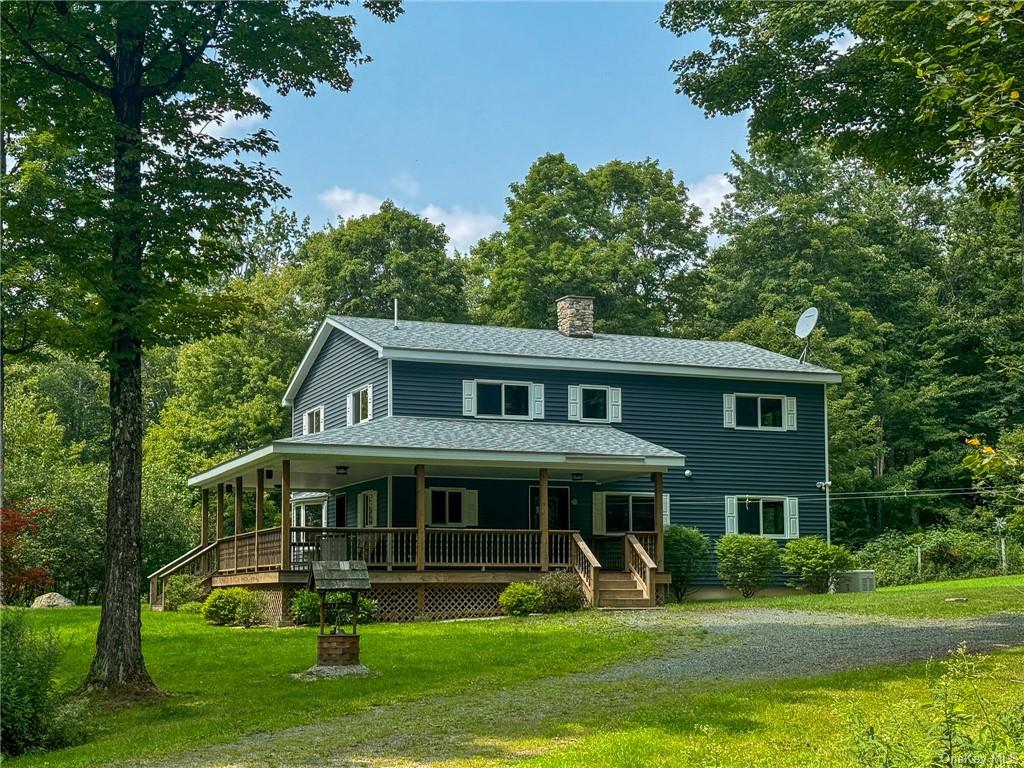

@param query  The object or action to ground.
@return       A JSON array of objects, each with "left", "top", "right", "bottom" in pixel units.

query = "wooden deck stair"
[{"left": 595, "top": 571, "right": 654, "bottom": 609}]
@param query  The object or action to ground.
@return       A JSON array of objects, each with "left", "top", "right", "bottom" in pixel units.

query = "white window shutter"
[
  {"left": 321, "top": 501, "right": 328, "bottom": 527},
  {"left": 723, "top": 394, "right": 736, "bottom": 428},
  {"left": 462, "top": 380, "right": 475, "bottom": 416},
  {"left": 610, "top": 387, "right": 623, "bottom": 422},
  {"left": 785, "top": 396, "right": 797, "bottom": 430},
  {"left": 532, "top": 383, "right": 545, "bottom": 420},
  {"left": 592, "top": 492, "right": 606, "bottom": 535},
  {"left": 463, "top": 489, "right": 479, "bottom": 526},
  {"left": 786, "top": 497, "right": 799, "bottom": 538},
  {"left": 662, "top": 493, "right": 671, "bottom": 527},
  {"left": 368, "top": 490, "right": 379, "bottom": 527},
  {"left": 346, "top": 395, "right": 353, "bottom": 427},
  {"left": 367, "top": 385, "right": 374, "bottom": 420},
  {"left": 568, "top": 385, "right": 581, "bottom": 421},
  {"left": 724, "top": 496, "right": 738, "bottom": 534}
]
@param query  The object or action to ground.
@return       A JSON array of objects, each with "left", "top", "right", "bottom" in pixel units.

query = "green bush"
[
  {"left": 663, "top": 525, "right": 710, "bottom": 600},
  {"left": 857, "top": 528, "right": 1018, "bottom": 587},
  {"left": 498, "top": 582, "right": 544, "bottom": 616},
  {"left": 715, "top": 534, "right": 780, "bottom": 598},
  {"left": 856, "top": 530, "right": 919, "bottom": 586},
  {"left": 202, "top": 588, "right": 245, "bottom": 625},
  {"left": 177, "top": 601, "right": 203, "bottom": 615},
  {"left": 162, "top": 574, "right": 206, "bottom": 611},
  {"left": 781, "top": 536, "right": 855, "bottom": 593},
  {"left": 290, "top": 588, "right": 379, "bottom": 627},
  {"left": 1, "top": 609, "right": 89, "bottom": 756},
  {"left": 537, "top": 571, "right": 584, "bottom": 612},
  {"left": 233, "top": 590, "right": 267, "bottom": 628}
]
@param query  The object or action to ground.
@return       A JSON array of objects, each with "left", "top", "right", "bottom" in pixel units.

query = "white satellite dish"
[{"left": 795, "top": 307, "right": 819, "bottom": 340}]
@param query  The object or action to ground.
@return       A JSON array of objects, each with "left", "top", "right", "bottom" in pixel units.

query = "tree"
[
  {"left": 659, "top": 1, "right": 1024, "bottom": 275},
  {"left": 299, "top": 201, "right": 468, "bottom": 322},
  {"left": 469, "top": 154, "right": 706, "bottom": 334},
  {"left": 1, "top": 0, "right": 402, "bottom": 691}
]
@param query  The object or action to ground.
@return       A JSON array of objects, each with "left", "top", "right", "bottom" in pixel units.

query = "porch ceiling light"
[{"left": 335, "top": 465, "right": 349, "bottom": 476}]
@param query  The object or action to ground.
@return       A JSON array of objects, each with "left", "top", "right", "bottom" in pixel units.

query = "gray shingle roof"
[
  {"left": 279, "top": 416, "right": 682, "bottom": 460},
  {"left": 330, "top": 315, "right": 838, "bottom": 379}
]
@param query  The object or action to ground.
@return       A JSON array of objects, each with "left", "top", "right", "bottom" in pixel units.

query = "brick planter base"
[{"left": 317, "top": 633, "right": 360, "bottom": 666}]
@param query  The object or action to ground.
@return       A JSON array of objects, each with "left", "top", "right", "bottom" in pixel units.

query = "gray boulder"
[{"left": 31, "top": 592, "right": 75, "bottom": 609}]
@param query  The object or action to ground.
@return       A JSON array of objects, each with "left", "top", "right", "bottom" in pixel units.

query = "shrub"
[
  {"left": 233, "top": 590, "right": 267, "bottom": 628},
  {"left": 176, "top": 601, "right": 203, "bottom": 615},
  {"left": 856, "top": 530, "right": 918, "bottom": 586},
  {"left": 857, "top": 528, "right": 1017, "bottom": 587},
  {"left": 202, "top": 588, "right": 245, "bottom": 625},
  {"left": 290, "top": 588, "right": 379, "bottom": 627},
  {"left": 498, "top": 582, "right": 544, "bottom": 616},
  {"left": 0, "top": 609, "right": 89, "bottom": 756},
  {"left": 781, "top": 536, "right": 855, "bottom": 593},
  {"left": 162, "top": 574, "right": 206, "bottom": 611},
  {"left": 537, "top": 571, "right": 584, "bottom": 613},
  {"left": 663, "top": 525, "right": 710, "bottom": 600},
  {"left": 715, "top": 534, "right": 779, "bottom": 598}
]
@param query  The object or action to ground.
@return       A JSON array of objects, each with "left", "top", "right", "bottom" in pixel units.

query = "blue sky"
[{"left": 227, "top": 2, "right": 747, "bottom": 251}]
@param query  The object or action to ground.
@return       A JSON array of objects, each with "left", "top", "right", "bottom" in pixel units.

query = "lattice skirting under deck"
[{"left": 369, "top": 583, "right": 506, "bottom": 622}]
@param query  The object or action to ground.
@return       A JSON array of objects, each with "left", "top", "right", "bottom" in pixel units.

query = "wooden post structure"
[
  {"left": 200, "top": 488, "right": 210, "bottom": 547},
  {"left": 255, "top": 469, "right": 265, "bottom": 569},
  {"left": 653, "top": 472, "right": 665, "bottom": 569},
  {"left": 415, "top": 464, "right": 426, "bottom": 571},
  {"left": 234, "top": 475, "right": 243, "bottom": 569},
  {"left": 280, "top": 460, "right": 291, "bottom": 571},
  {"left": 539, "top": 468, "right": 549, "bottom": 571},
  {"left": 216, "top": 483, "right": 225, "bottom": 540}
]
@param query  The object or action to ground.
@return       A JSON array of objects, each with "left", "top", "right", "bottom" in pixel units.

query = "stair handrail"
[
  {"left": 148, "top": 541, "right": 219, "bottom": 607},
  {"left": 148, "top": 541, "right": 217, "bottom": 580},
  {"left": 570, "top": 533, "right": 602, "bottom": 606},
  {"left": 625, "top": 534, "right": 657, "bottom": 602}
]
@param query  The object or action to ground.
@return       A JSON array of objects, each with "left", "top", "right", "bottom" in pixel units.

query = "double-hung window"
[
  {"left": 427, "top": 487, "right": 479, "bottom": 527},
  {"left": 568, "top": 385, "right": 622, "bottom": 422},
  {"left": 463, "top": 380, "right": 544, "bottom": 420},
  {"left": 723, "top": 394, "right": 796, "bottom": 431},
  {"left": 592, "top": 492, "right": 669, "bottom": 534},
  {"left": 724, "top": 495, "right": 799, "bottom": 538},
  {"left": 302, "top": 407, "right": 324, "bottom": 435},
  {"left": 348, "top": 385, "right": 372, "bottom": 426}
]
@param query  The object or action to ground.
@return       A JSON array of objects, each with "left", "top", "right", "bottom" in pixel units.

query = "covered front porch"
[{"left": 150, "top": 417, "right": 684, "bottom": 620}]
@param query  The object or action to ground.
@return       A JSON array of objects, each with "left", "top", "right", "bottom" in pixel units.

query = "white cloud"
[
  {"left": 689, "top": 172, "right": 734, "bottom": 223},
  {"left": 319, "top": 186, "right": 386, "bottom": 220},
  {"left": 831, "top": 31, "right": 858, "bottom": 54},
  {"left": 420, "top": 204, "right": 500, "bottom": 253},
  {"left": 202, "top": 84, "right": 266, "bottom": 139},
  {"left": 391, "top": 171, "right": 420, "bottom": 198}
]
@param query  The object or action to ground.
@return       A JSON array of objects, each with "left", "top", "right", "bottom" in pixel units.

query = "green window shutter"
[
  {"left": 568, "top": 385, "right": 581, "bottom": 421},
  {"left": 723, "top": 394, "right": 736, "bottom": 428},
  {"left": 662, "top": 493, "right": 671, "bottom": 527},
  {"left": 532, "top": 383, "right": 545, "bottom": 419},
  {"left": 463, "top": 489, "right": 479, "bottom": 527},
  {"left": 785, "top": 497, "right": 799, "bottom": 538},
  {"left": 610, "top": 387, "right": 623, "bottom": 422},
  {"left": 724, "top": 496, "right": 738, "bottom": 534},
  {"left": 592, "top": 492, "right": 606, "bottom": 535},
  {"left": 462, "top": 380, "right": 475, "bottom": 416},
  {"left": 784, "top": 396, "right": 797, "bottom": 430}
]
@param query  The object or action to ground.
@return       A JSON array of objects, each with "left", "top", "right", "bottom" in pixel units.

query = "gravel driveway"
[{"left": 131, "top": 608, "right": 1024, "bottom": 768}]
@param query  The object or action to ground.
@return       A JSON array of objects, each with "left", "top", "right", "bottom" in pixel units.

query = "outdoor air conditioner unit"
[{"left": 833, "top": 570, "right": 877, "bottom": 593}]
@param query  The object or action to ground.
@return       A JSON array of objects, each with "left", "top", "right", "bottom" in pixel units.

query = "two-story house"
[{"left": 150, "top": 296, "right": 841, "bottom": 623}]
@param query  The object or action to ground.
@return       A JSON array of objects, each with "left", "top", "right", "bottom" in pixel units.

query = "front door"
[{"left": 529, "top": 486, "right": 570, "bottom": 529}]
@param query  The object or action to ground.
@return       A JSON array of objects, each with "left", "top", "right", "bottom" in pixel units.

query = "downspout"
[{"left": 823, "top": 383, "right": 832, "bottom": 544}]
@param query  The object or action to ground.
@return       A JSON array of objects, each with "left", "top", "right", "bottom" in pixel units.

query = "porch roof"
[{"left": 188, "top": 416, "right": 684, "bottom": 490}]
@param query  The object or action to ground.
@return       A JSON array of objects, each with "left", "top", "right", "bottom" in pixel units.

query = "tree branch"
[
  {"left": 140, "top": 2, "right": 227, "bottom": 99},
  {"left": 3, "top": 15, "right": 112, "bottom": 97}
]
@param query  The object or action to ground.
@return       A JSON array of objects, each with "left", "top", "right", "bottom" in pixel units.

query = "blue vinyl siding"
[
  {"left": 391, "top": 360, "right": 829, "bottom": 549},
  {"left": 292, "top": 329, "right": 388, "bottom": 435}
]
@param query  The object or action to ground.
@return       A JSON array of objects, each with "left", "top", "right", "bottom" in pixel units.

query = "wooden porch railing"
[
  {"left": 570, "top": 533, "right": 602, "bottom": 606},
  {"left": 290, "top": 527, "right": 417, "bottom": 569},
  {"left": 625, "top": 534, "right": 656, "bottom": 602},
  {"left": 216, "top": 527, "right": 283, "bottom": 574},
  {"left": 148, "top": 541, "right": 218, "bottom": 606}
]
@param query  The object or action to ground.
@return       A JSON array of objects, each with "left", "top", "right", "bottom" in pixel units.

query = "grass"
[
  {"left": 674, "top": 574, "right": 1024, "bottom": 618},
  {"left": 9, "top": 608, "right": 659, "bottom": 767}
]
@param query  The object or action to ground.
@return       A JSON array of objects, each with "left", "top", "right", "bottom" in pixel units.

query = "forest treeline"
[{"left": 4, "top": 144, "right": 1022, "bottom": 602}]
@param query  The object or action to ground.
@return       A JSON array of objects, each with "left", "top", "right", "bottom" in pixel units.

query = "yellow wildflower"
[
  {"left": 966, "top": 437, "right": 981, "bottom": 446},
  {"left": 1011, "top": 90, "right": 1021, "bottom": 100},
  {"left": 982, "top": 445, "right": 995, "bottom": 454},
  {"left": 978, "top": 13, "right": 990, "bottom": 21}
]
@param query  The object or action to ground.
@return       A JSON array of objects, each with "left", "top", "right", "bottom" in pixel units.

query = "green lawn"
[
  {"left": 11, "top": 608, "right": 659, "bottom": 767},
  {"left": 674, "top": 574, "right": 1024, "bottom": 618}
]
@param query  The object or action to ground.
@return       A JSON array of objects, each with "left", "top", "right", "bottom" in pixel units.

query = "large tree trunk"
[{"left": 85, "top": 5, "right": 154, "bottom": 692}]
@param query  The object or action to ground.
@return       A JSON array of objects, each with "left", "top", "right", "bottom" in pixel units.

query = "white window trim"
[
  {"left": 734, "top": 495, "right": 797, "bottom": 539},
  {"left": 468, "top": 379, "right": 536, "bottom": 421},
  {"left": 426, "top": 486, "right": 476, "bottom": 527},
  {"left": 597, "top": 491, "right": 668, "bottom": 534},
  {"left": 348, "top": 384, "right": 372, "bottom": 426},
  {"left": 356, "top": 489, "right": 378, "bottom": 528},
  {"left": 292, "top": 500, "right": 327, "bottom": 527},
  {"left": 730, "top": 393, "right": 792, "bottom": 432},
  {"left": 569, "top": 384, "right": 622, "bottom": 423},
  {"left": 302, "top": 406, "right": 325, "bottom": 435},
  {"left": 578, "top": 384, "right": 612, "bottom": 423}
]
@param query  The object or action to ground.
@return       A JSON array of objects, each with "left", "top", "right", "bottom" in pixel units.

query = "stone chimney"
[{"left": 556, "top": 295, "right": 594, "bottom": 338}]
